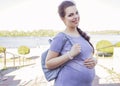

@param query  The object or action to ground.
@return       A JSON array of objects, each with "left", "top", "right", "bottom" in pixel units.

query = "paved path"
[{"left": 0, "top": 57, "right": 120, "bottom": 86}]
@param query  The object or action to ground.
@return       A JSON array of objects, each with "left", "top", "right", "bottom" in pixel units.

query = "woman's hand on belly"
[{"left": 83, "top": 57, "right": 97, "bottom": 69}]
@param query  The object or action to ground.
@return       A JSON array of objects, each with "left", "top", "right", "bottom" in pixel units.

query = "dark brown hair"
[
  {"left": 58, "top": 1, "right": 75, "bottom": 18},
  {"left": 77, "top": 27, "right": 94, "bottom": 53},
  {"left": 58, "top": 1, "right": 94, "bottom": 53}
]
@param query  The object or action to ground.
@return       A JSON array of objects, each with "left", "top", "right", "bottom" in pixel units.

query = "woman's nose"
[{"left": 74, "top": 14, "right": 79, "bottom": 19}]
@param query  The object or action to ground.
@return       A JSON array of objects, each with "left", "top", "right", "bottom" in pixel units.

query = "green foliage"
[
  {"left": 96, "top": 40, "right": 113, "bottom": 54},
  {"left": 0, "top": 30, "right": 58, "bottom": 37},
  {"left": 0, "top": 30, "right": 120, "bottom": 37},
  {"left": 18, "top": 46, "right": 30, "bottom": 55},
  {"left": 115, "top": 42, "right": 120, "bottom": 47},
  {"left": 0, "top": 46, "right": 6, "bottom": 53},
  {"left": 89, "top": 30, "right": 120, "bottom": 35}
]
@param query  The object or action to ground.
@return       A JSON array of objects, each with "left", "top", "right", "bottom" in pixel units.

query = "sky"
[{"left": 0, "top": 0, "right": 120, "bottom": 31}]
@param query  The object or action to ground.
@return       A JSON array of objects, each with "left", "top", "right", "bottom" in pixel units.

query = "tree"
[
  {"left": 18, "top": 46, "right": 30, "bottom": 65},
  {"left": 96, "top": 40, "right": 113, "bottom": 57},
  {"left": 115, "top": 41, "right": 120, "bottom": 47},
  {"left": 0, "top": 46, "right": 6, "bottom": 68}
]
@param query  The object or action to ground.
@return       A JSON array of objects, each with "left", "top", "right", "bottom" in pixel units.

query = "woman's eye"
[
  {"left": 68, "top": 13, "right": 73, "bottom": 17},
  {"left": 76, "top": 11, "right": 79, "bottom": 15},
  {"left": 68, "top": 14, "right": 73, "bottom": 17}
]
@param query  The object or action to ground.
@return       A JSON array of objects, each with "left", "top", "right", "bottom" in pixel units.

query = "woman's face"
[{"left": 63, "top": 6, "right": 80, "bottom": 28}]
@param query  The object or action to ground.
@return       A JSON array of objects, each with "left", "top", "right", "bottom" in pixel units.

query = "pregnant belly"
[{"left": 66, "top": 61, "right": 95, "bottom": 82}]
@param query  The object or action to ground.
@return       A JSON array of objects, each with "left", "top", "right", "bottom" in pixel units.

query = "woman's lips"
[{"left": 72, "top": 20, "right": 78, "bottom": 24}]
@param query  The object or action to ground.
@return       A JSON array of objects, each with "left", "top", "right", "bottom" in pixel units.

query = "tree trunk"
[{"left": 3, "top": 52, "right": 6, "bottom": 68}]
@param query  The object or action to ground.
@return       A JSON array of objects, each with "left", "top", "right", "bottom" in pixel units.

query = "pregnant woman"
[{"left": 45, "top": 1, "right": 97, "bottom": 86}]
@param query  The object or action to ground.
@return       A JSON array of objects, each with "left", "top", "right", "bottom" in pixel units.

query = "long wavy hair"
[{"left": 58, "top": 1, "right": 94, "bottom": 53}]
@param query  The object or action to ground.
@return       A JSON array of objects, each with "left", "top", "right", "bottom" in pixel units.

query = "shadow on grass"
[
  {"left": 0, "top": 67, "right": 20, "bottom": 86},
  {"left": 0, "top": 63, "right": 35, "bottom": 86},
  {"left": 100, "top": 83, "right": 120, "bottom": 86},
  {"left": 93, "top": 75, "right": 120, "bottom": 86}
]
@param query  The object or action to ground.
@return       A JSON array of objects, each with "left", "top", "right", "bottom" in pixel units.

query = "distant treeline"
[
  {"left": 89, "top": 30, "right": 120, "bottom": 35},
  {"left": 0, "top": 30, "right": 120, "bottom": 37},
  {"left": 0, "top": 30, "right": 59, "bottom": 37}
]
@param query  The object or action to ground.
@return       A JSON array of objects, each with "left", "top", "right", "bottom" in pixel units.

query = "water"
[
  {"left": 0, "top": 34, "right": 120, "bottom": 48},
  {"left": 0, "top": 36, "right": 51, "bottom": 48}
]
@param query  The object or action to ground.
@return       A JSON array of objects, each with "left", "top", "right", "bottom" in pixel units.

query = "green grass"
[
  {"left": 0, "top": 57, "right": 33, "bottom": 62},
  {"left": 0, "top": 57, "right": 35, "bottom": 70},
  {"left": 99, "top": 64, "right": 120, "bottom": 80}
]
